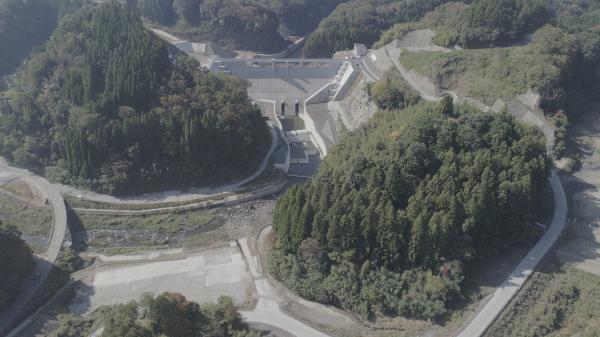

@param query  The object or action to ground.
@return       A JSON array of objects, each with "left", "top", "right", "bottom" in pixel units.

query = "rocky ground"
[{"left": 74, "top": 196, "right": 277, "bottom": 254}]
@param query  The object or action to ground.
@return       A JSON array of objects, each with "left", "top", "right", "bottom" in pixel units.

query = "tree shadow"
[
  {"left": 65, "top": 202, "right": 88, "bottom": 252},
  {"left": 67, "top": 280, "right": 95, "bottom": 316}
]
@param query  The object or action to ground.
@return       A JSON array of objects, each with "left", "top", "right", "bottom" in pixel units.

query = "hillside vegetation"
[
  {"left": 392, "top": 0, "right": 599, "bottom": 159},
  {"left": 132, "top": 0, "right": 346, "bottom": 52},
  {"left": 303, "top": 0, "right": 448, "bottom": 57},
  {"left": 400, "top": 26, "right": 577, "bottom": 109},
  {"left": 0, "top": 3, "right": 270, "bottom": 195},
  {"left": 0, "top": 0, "right": 83, "bottom": 78},
  {"left": 485, "top": 260, "right": 600, "bottom": 337},
  {"left": 0, "top": 222, "right": 35, "bottom": 311},
  {"left": 430, "top": 0, "right": 551, "bottom": 48},
  {"left": 270, "top": 96, "right": 549, "bottom": 319},
  {"left": 304, "top": 0, "right": 549, "bottom": 56},
  {"left": 50, "top": 293, "right": 260, "bottom": 337}
]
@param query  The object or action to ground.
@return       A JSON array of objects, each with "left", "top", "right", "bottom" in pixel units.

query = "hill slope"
[
  {"left": 0, "top": 3, "right": 270, "bottom": 195},
  {"left": 270, "top": 99, "right": 549, "bottom": 319}
]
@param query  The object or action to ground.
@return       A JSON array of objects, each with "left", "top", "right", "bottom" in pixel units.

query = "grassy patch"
[
  {"left": 64, "top": 193, "right": 233, "bottom": 211},
  {"left": 485, "top": 258, "right": 600, "bottom": 337},
  {"left": 86, "top": 243, "right": 171, "bottom": 256},
  {"left": 0, "top": 180, "right": 35, "bottom": 199},
  {"left": 183, "top": 231, "right": 231, "bottom": 250},
  {"left": 0, "top": 193, "right": 51, "bottom": 237},
  {"left": 399, "top": 40, "right": 563, "bottom": 106},
  {"left": 77, "top": 209, "right": 215, "bottom": 232}
]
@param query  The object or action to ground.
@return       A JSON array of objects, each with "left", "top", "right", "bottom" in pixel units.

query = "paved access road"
[
  {"left": 0, "top": 159, "right": 67, "bottom": 335},
  {"left": 238, "top": 238, "right": 333, "bottom": 337},
  {"left": 456, "top": 171, "right": 567, "bottom": 337}
]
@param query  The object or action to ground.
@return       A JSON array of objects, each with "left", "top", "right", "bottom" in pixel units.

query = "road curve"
[
  {"left": 0, "top": 160, "right": 67, "bottom": 335},
  {"left": 55, "top": 123, "right": 279, "bottom": 206},
  {"left": 366, "top": 45, "right": 568, "bottom": 337},
  {"left": 238, "top": 238, "right": 333, "bottom": 337},
  {"left": 456, "top": 170, "right": 567, "bottom": 337}
]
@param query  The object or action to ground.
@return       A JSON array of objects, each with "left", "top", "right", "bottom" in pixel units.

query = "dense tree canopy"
[
  {"left": 0, "top": 3, "right": 270, "bottom": 195},
  {"left": 131, "top": 0, "right": 346, "bottom": 52},
  {"left": 303, "top": 0, "right": 449, "bottom": 57},
  {"left": 432, "top": 0, "right": 551, "bottom": 48},
  {"left": 0, "top": 222, "right": 35, "bottom": 311},
  {"left": 260, "top": 0, "right": 346, "bottom": 35},
  {"left": 368, "top": 71, "right": 420, "bottom": 110},
  {"left": 0, "top": 0, "right": 83, "bottom": 77},
  {"left": 51, "top": 293, "right": 260, "bottom": 337},
  {"left": 270, "top": 98, "right": 549, "bottom": 319}
]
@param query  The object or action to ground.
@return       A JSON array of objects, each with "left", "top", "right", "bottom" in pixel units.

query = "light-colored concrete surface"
[
  {"left": 70, "top": 245, "right": 251, "bottom": 314},
  {"left": 210, "top": 59, "right": 343, "bottom": 104},
  {"left": 238, "top": 236, "right": 334, "bottom": 337},
  {"left": 0, "top": 159, "right": 67, "bottom": 335}
]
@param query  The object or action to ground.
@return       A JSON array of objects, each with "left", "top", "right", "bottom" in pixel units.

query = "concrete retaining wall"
[
  {"left": 257, "top": 99, "right": 290, "bottom": 173},
  {"left": 333, "top": 63, "right": 360, "bottom": 101},
  {"left": 298, "top": 109, "right": 327, "bottom": 157},
  {"left": 302, "top": 83, "right": 336, "bottom": 157},
  {"left": 305, "top": 82, "right": 337, "bottom": 105}
]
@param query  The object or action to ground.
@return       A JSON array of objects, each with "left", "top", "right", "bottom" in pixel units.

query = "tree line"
[
  {"left": 270, "top": 96, "right": 549, "bottom": 319},
  {"left": 51, "top": 293, "right": 260, "bottom": 337},
  {"left": 0, "top": 3, "right": 270, "bottom": 195},
  {"left": 131, "top": 0, "right": 346, "bottom": 52},
  {"left": 0, "top": 0, "right": 84, "bottom": 78},
  {"left": 302, "top": 0, "right": 450, "bottom": 57}
]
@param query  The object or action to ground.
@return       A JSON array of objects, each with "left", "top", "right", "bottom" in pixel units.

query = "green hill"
[
  {"left": 270, "top": 99, "right": 548, "bottom": 319},
  {"left": 0, "top": 3, "right": 270, "bottom": 195},
  {"left": 132, "top": 0, "right": 347, "bottom": 53}
]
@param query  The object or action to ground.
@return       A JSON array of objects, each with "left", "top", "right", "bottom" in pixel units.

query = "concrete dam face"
[{"left": 208, "top": 59, "right": 345, "bottom": 103}]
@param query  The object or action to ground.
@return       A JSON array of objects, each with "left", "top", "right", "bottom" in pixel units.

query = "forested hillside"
[
  {"left": 429, "top": 0, "right": 551, "bottom": 48},
  {"left": 0, "top": 3, "right": 270, "bottom": 195},
  {"left": 131, "top": 0, "right": 346, "bottom": 52},
  {"left": 270, "top": 97, "right": 548, "bottom": 319},
  {"left": 0, "top": 223, "right": 34, "bottom": 311},
  {"left": 303, "top": 0, "right": 450, "bottom": 57},
  {"left": 50, "top": 293, "right": 260, "bottom": 337},
  {"left": 394, "top": 0, "right": 600, "bottom": 158},
  {"left": 0, "top": 0, "right": 82, "bottom": 77}
]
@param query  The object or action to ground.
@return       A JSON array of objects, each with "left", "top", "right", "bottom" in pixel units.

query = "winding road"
[
  {"left": 0, "top": 32, "right": 568, "bottom": 337},
  {"left": 55, "top": 123, "right": 279, "bottom": 206},
  {"left": 0, "top": 160, "right": 67, "bottom": 335},
  {"left": 238, "top": 237, "right": 332, "bottom": 337},
  {"left": 366, "top": 44, "right": 568, "bottom": 337}
]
